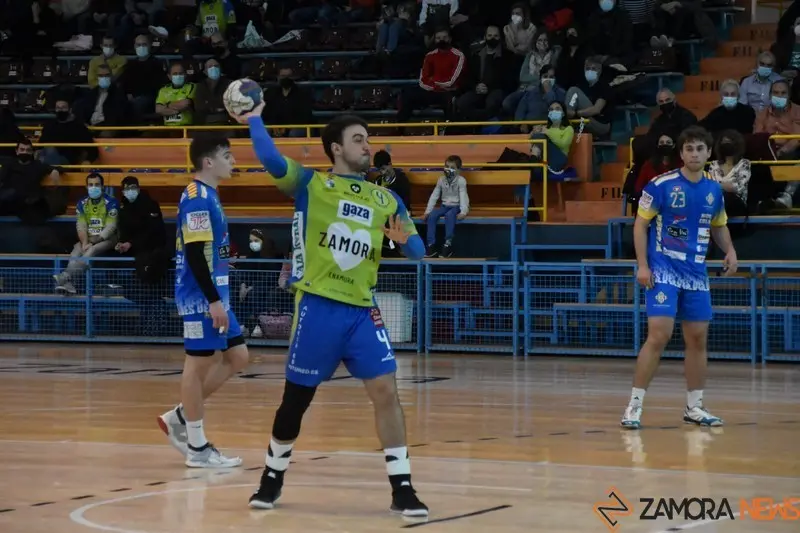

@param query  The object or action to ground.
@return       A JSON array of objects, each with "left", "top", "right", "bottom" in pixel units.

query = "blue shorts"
[
  {"left": 646, "top": 283, "right": 712, "bottom": 322},
  {"left": 286, "top": 291, "right": 397, "bottom": 387},
  {"left": 182, "top": 308, "right": 244, "bottom": 355}
]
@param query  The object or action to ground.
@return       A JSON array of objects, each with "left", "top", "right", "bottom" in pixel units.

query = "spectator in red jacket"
[{"left": 397, "top": 27, "right": 465, "bottom": 123}]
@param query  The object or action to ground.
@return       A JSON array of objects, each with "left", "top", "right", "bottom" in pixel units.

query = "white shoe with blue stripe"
[
  {"left": 683, "top": 405, "right": 723, "bottom": 427},
  {"left": 621, "top": 404, "right": 642, "bottom": 429}
]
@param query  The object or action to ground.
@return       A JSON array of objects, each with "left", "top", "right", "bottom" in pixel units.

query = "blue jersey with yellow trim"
[
  {"left": 637, "top": 169, "right": 728, "bottom": 291},
  {"left": 174, "top": 180, "right": 231, "bottom": 316}
]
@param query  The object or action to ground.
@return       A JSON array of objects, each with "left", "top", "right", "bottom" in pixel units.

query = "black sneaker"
[
  {"left": 248, "top": 467, "right": 284, "bottom": 509},
  {"left": 424, "top": 246, "right": 438, "bottom": 258},
  {"left": 440, "top": 242, "right": 453, "bottom": 258},
  {"left": 390, "top": 485, "right": 429, "bottom": 517}
]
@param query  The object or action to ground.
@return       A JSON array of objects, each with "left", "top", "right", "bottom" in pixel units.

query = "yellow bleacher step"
[{"left": 700, "top": 57, "right": 753, "bottom": 76}]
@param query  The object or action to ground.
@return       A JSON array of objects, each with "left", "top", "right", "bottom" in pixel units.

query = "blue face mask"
[
  {"left": 585, "top": 69, "right": 598, "bottom": 83},
  {"left": 599, "top": 0, "right": 614, "bottom": 12},
  {"left": 757, "top": 66, "right": 772, "bottom": 78},
  {"left": 98, "top": 77, "right": 111, "bottom": 89},
  {"left": 548, "top": 109, "right": 564, "bottom": 122},
  {"left": 135, "top": 45, "right": 149, "bottom": 58},
  {"left": 88, "top": 186, "right": 102, "bottom": 199},
  {"left": 772, "top": 95, "right": 788, "bottom": 109},
  {"left": 207, "top": 66, "right": 220, "bottom": 80},
  {"left": 123, "top": 189, "right": 139, "bottom": 202},
  {"left": 172, "top": 74, "right": 185, "bottom": 87},
  {"left": 722, "top": 96, "right": 738, "bottom": 109},
  {"left": 102, "top": 46, "right": 115, "bottom": 57}
]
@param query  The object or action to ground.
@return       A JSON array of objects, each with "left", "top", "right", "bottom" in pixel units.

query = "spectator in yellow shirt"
[{"left": 88, "top": 35, "right": 127, "bottom": 88}]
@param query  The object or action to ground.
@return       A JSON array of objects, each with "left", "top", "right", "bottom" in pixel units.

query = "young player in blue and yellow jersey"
[
  {"left": 622, "top": 126, "right": 739, "bottom": 430},
  {"left": 157, "top": 136, "right": 249, "bottom": 468},
  {"left": 227, "top": 102, "right": 429, "bottom": 517}
]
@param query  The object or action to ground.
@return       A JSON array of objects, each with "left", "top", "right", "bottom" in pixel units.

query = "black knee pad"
[{"left": 272, "top": 380, "right": 317, "bottom": 441}]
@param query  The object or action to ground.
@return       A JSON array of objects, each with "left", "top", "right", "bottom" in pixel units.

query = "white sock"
[
  {"left": 687, "top": 390, "right": 703, "bottom": 408},
  {"left": 630, "top": 388, "right": 646, "bottom": 407},
  {"left": 186, "top": 419, "right": 207, "bottom": 449},
  {"left": 266, "top": 438, "right": 294, "bottom": 471},
  {"left": 385, "top": 446, "right": 410, "bottom": 477}
]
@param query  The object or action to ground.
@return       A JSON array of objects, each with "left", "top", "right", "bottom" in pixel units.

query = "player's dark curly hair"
[
  {"left": 321, "top": 114, "right": 369, "bottom": 164},
  {"left": 677, "top": 125, "right": 713, "bottom": 151},
  {"left": 189, "top": 134, "right": 231, "bottom": 170}
]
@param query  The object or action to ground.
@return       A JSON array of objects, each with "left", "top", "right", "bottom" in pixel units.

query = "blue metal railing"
[{"left": 0, "top": 255, "right": 797, "bottom": 364}]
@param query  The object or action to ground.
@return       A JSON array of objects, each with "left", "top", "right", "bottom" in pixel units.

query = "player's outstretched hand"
[
  {"left": 636, "top": 265, "right": 654, "bottom": 289},
  {"left": 229, "top": 101, "right": 266, "bottom": 124},
  {"left": 382, "top": 214, "right": 411, "bottom": 244},
  {"left": 209, "top": 300, "right": 229, "bottom": 334},
  {"left": 722, "top": 250, "right": 738, "bottom": 277}
]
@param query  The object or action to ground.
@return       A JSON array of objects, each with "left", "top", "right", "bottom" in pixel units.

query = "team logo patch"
[
  {"left": 706, "top": 193, "right": 715, "bottom": 205},
  {"left": 183, "top": 321, "right": 204, "bottom": 339},
  {"left": 372, "top": 188, "right": 390, "bottom": 207},
  {"left": 187, "top": 210, "right": 211, "bottom": 232},
  {"left": 370, "top": 307, "right": 384, "bottom": 328},
  {"left": 109, "top": 209, "right": 118, "bottom": 217},
  {"left": 350, "top": 183, "right": 362, "bottom": 194},
  {"left": 325, "top": 177, "right": 336, "bottom": 188},
  {"left": 639, "top": 191, "right": 654, "bottom": 210},
  {"left": 655, "top": 292, "right": 667, "bottom": 304}
]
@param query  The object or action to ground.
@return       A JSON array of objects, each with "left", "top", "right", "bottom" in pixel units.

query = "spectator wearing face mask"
[
  {"left": 503, "top": 28, "right": 560, "bottom": 118},
  {"left": 423, "top": 155, "right": 469, "bottom": 258},
  {"left": 115, "top": 176, "right": 167, "bottom": 283},
  {"left": 209, "top": 31, "right": 241, "bottom": 79},
  {"left": 634, "top": 133, "right": 680, "bottom": 198},
  {"left": 647, "top": 88, "right": 696, "bottom": 147},
  {"left": 565, "top": 56, "right": 614, "bottom": 137},
  {"left": 740, "top": 52, "right": 784, "bottom": 113},
  {"left": 53, "top": 172, "right": 118, "bottom": 294},
  {"left": 88, "top": 35, "right": 127, "bottom": 89},
  {"left": 503, "top": 3, "right": 536, "bottom": 57},
  {"left": 586, "top": 0, "right": 634, "bottom": 68},
  {"left": 74, "top": 64, "right": 130, "bottom": 135},
  {"left": 754, "top": 79, "right": 800, "bottom": 208},
  {"left": 119, "top": 34, "right": 167, "bottom": 123},
  {"left": 707, "top": 131, "right": 752, "bottom": 217},
  {"left": 397, "top": 27, "right": 465, "bottom": 123},
  {"left": 261, "top": 67, "right": 314, "bottom": 138},
  {"left": 38, "top": 99, "right": 98, "bottom": 166},
  {"left": 373, "top": 150, "right": 411, "bottom": 214},
  {"left": 0, "top": 139, "right": 60, "bottom": 222},
  {"left": 194, "top": 58, "right": 232, "bottom": 127},
  {"left": 699, "top": 80, "right": 756, "bottom": 138},
  {"left": 156, "top": 62, "right": 196, "bottom": 127},
  {"left": 456, "top": 25, "right": 518, "bottom": 123}
]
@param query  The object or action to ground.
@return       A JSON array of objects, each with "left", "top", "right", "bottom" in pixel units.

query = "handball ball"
[{"left": 223, "top": 78, "right": 263, "bottom": 116}]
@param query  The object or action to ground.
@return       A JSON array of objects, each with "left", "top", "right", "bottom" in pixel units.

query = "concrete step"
[{"left": 564, "top": 200, "right": 622, "bottom": 222}]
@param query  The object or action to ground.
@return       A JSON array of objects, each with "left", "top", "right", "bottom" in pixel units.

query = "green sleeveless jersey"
[{"left": 280, "top": 157, "right": 418, "bottom": 307}]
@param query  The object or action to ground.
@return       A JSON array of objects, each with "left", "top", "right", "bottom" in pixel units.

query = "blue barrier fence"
[{"left": 0, "top": 255, "right": 798, "bottom": 364}]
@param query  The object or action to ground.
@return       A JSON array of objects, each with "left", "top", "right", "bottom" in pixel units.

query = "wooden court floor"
[{"left": 0, "top": 344, "right": 798, "bottom": 533}]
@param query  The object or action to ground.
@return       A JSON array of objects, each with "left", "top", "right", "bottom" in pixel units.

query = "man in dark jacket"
[
  {"left": 261, "top": 66, "right": 314, "bottom": 137},
  {"left": 373, "top": 150, "right": 412, "bottom": 257},
  {"left": 698, "top": 80, "right": 756, "bottom": 139},
  {"left": 38, "top": 98, "right": 98, "bottom": 166},
  {"left": 632, "top": 88, "right": 697, "bottom": 165},
  {"left": 455, "top": 25, "right": 517, "bottom": 122},
  {"left": 74, "top": 63, "right": 130, "bottom": 134},
  {"left": 115, "top": 176, "right": 167, "bottom": 284},
  {"left": 0, "top": 138, "right": 61, "bottom": 222},
  {"left": 118, "top": 34, "right": 166, "bottom": 123}
]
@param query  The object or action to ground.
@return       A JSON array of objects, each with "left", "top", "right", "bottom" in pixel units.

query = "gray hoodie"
[{"left": 425, "top": 174, "right": 470, "bottom": 215}]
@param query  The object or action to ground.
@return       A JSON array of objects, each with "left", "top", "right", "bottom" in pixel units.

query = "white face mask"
[
  {"left": 511, "top": 14, "right": 523, "bottom": 25},
  {"left": 249, "top": 241, "right": 262, "bottom": 252}
]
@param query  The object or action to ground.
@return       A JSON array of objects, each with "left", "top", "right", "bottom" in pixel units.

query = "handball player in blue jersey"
[
  {"left": 622, "top": 126, "right": 738, "bottom": 430},
  {"left": 157, "top": 135, "right": 249, "bottom": 468}
]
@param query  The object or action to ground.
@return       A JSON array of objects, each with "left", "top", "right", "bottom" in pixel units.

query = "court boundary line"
[
  {"left": 68, "top": 481, "right": 522, "bottom": 533},
  {"left": 1, "top": 439, "right": 798, "bottom": 482}
]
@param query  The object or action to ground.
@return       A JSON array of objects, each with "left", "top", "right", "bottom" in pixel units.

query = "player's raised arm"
[
  {"left": 385, "top": 190, "right": 425, "bottom": 260},
  {"left": 231, "top": 102, "right": 314, "bottom": 198}
]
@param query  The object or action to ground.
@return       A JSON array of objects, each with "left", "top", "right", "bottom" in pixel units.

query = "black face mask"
[
  {"left": 55, "top": 110, "right": 69, "bottom": 121},
  {"left": 566, "top": 34, "right": 579, "bottom": 46},
  {"left": 659, "top": 102, "right": 676, "bottom": 114},
  {"left": 436, "top": 40, "right": 450, "bottom": 49},
  {"left": 657, "top": 144, "right": 674, "bottom": 157},
  {"left": 279, "top": 78, "right": 294, "bottom": 90},
  {"left": 17, "top": 153, "right": 33, "bottom": 163},
  {"left": 718, "top": 142, "right": 736, "bottom": 157},
  {"left": 485, "top": 38, "right": 500, "bottom": 49}
]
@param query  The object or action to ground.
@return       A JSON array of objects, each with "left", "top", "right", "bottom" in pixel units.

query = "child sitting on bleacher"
[{"left": 423, "top": 155, "right": 470, "bottom": 258}]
